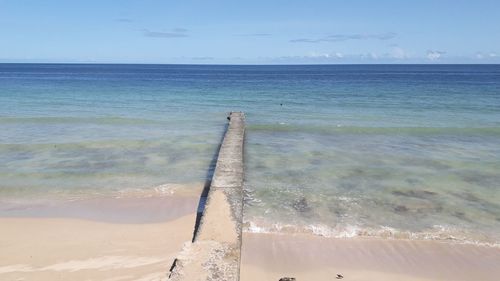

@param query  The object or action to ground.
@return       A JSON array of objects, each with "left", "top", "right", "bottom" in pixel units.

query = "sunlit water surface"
[{"left": 1, "top": 64, "right": 499, "bottom": 245}]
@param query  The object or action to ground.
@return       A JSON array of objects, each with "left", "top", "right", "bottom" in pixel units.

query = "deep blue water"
[{"left": 1, "top": 64, "right": 499, "bottom": 244}]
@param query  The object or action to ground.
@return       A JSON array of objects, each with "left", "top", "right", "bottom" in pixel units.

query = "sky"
[{"left": 1, "top": 0, "right": 499, "bottom": 64}]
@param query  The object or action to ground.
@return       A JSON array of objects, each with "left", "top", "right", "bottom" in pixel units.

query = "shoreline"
[
  {"left": 241, "top": 232, "right": 500, "bottom": 281},
  {"left": 0, "top": 182, "right": 204, "bottom": 224},
  {"left": 1, "top": 184, "right": 499, "bottom": 281},
  {"left": 0, "top": 215, "right": 196, "bottom": 281},
  {"left": 243, "top": 221, "right": 500, "bottom": 248},
  {"left": 0, "top": 194, "right": 200, "bottom": 224}
]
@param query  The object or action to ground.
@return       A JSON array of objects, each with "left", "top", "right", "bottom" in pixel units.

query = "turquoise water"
[{"left": 1, "top": 64, "right": 499, "bottom": 244}]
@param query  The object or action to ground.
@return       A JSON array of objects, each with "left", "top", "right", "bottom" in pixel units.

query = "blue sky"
[{"left": 1, "top": 0, "right": 499, "bottom": 64}]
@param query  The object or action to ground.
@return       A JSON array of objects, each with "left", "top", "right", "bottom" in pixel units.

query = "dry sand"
[
  {"left": 241, "top": 232, "right": 500, "bottom": 281},
  {"left": 0, "top": 215, "right": 195, "bottom": 281},
  {"left": 0, "top": 187, "right": 202, "bottom": 281}
]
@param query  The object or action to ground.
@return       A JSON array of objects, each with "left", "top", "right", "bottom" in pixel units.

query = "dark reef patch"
[
  {"left": 392, "top": 189, "right": 437, "bottom": 199},
  {"left": 292, "top": 197, "right": 312, "bottom": 213},
  {"left": 394, "top": 205, "right": 409, "bottom": 213}
]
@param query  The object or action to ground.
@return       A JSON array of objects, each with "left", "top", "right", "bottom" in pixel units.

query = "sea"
[{"left": 1, "top": 64, "right": 499, "bottom": 246}]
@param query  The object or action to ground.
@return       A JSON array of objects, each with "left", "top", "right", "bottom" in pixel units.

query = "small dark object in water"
[
  {"left": 336, "top": 273, "right": 344, "bottom": 279},
  {"left": 394, "top": 205, "right": 409, "bottom": 212},
  {"left": 279, "top": 277, "right": 296, "bottom": 281},
  {"left": 227, "top": 116, "right": 231, "bottom": 121},
  {"left": 292, "top": 197, "right": 311, "bottom": 213},
  {"left": 280, "top": 103, "right": 283, "bottom": 106},
  {"left": 453, "top": 211, "right": 467, "bottom": 220}
]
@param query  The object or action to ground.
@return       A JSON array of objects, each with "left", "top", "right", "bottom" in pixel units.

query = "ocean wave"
[
  {"left": 243, "top": 220, "right": 500, "bottom": 248},
  {"left": 247, "top": 123, "right": 500, "bottom": 136}
]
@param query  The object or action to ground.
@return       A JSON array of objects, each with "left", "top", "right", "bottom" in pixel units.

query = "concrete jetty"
[{"left": 169, "top": 112, "right": 245, "bottom": 281}]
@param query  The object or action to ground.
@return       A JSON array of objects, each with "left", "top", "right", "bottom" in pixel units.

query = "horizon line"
[{"left": 1, "top": 62, "right": 500, "bottom": 66}]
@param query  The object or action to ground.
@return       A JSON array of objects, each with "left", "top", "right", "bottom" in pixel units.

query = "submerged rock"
[
  {"left": 392, "top": 189, "right": 437, "bottom": 199},
  {"left": 405, "top": 178, "right": 422, "bottom": 186},
  {"left": 453, "top": 211, "right": 471, "bottom": 222},
  {"left": 292, "top": 197, "right": 311, "bottom": 213},
  {"left": 394, "top": 205, "right": 409, "bottom": 213},
  {"left": 457, "top": 192, "right": 482, "bottom": 203}
]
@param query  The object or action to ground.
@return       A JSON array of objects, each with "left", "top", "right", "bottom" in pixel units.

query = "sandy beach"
[
  {"left": 0, "top": 185, "right": 203, "bottom": 281},
  {"left": 2, "top": 203, "right": 499, "bottom": 281},
  {"left": 241, "top": 232, "right": 500, "bottom": 281}
]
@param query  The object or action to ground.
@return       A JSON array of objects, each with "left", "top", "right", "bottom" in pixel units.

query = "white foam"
[
  {"left": 153, "top": 183, "right": 175, "bottom": 195},
  {"left": 243, "top": 219, "right": 500, "bottom": 248},
  {"left": 246, "top": 221, "right": 271, "bottom": 234}
]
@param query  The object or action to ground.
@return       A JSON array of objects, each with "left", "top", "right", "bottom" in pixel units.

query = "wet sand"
[
  {"left": 0, "top": 194, "right": 200, "bottom": 224},
  {"left": 0, "top": 185, "right": 202, "bottom": 281},
  {"left": 0, "top": 183, "right": 204, "bottom": 223},
  {"left": 241, "top": 232, "right": 500, "bottom": 281}
]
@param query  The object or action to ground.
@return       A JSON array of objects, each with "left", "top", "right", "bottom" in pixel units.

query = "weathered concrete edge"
[
  {"left": 200, "top": 112, "right": 245, "bottom": 234},
  {"left": 195, "top": 111, "right": 245, "bottom": 241},
  {"left": 168, "top": 112, "right": 245, "bottom": 281}
]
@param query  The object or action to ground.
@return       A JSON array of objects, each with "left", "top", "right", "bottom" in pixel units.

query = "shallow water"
[{"left": 1, "top": 64, "right": 499, "bottom": 244}]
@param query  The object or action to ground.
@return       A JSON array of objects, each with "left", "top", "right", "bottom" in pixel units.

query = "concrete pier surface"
[{"left": 169, "top": 112, "right": 245, "bottom": 281}]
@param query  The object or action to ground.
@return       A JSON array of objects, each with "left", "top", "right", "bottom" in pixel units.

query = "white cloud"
[
  {"left": 334, "top": 52, "right": 344, "bottom": 58},
  {"left": 390, "top": 46, "right": 409, "bottom": 59},
  {"left": 475, "top": 52, "right": 498, "bottom": 60},
  {"left": 426, "top": 50, "right": 445, "bottom": 61},
  {"left": 143, "top": 28, "right": 188, "bottom": 38},
  {"left": 307, "top": 52, "right": 344, "bottom": 59}
]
